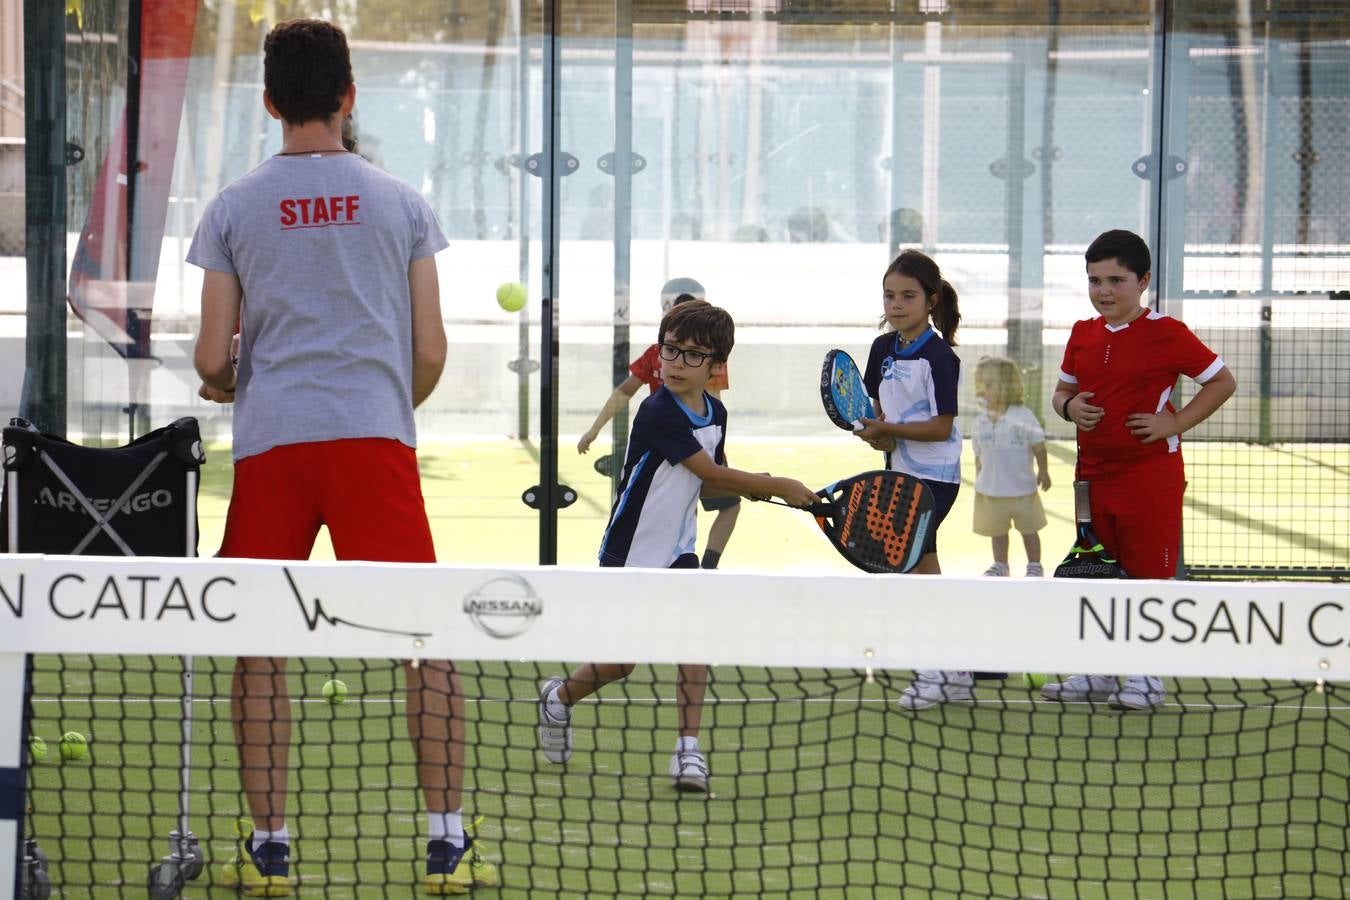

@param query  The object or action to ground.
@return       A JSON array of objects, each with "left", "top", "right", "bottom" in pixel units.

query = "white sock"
[
  {"left": 251, "top": 825, "right": 289, "bottom": 850},
  {"left": 545, "top": 686, "right": 569, "bottom": 719},
  {"left": 428, "top": 810, "right": 465, "bottom": 846},
  {"left": 676, "top": 735, "right": 700, "bottom": 753}
]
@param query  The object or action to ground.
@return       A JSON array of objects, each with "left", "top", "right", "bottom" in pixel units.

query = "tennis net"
[{"left": 6, "top": 555, "right": 1349, "bottom": 897}]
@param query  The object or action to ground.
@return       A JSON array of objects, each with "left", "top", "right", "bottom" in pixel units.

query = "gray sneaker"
[
  {"left": 1109, "top": 676, "right": 1166, "bottom": 711},
  {"left": 898, "top": 671, "right": 975, "bottom": 710},
  {"left": 1041, "top": 674, "right": 1117, "bottom": 703},
  {"left": 669, "top": 749, "right": 709, "bottom": 793},
  {"left": 537, "top": 677, "right": 573, "bottom": 763}
]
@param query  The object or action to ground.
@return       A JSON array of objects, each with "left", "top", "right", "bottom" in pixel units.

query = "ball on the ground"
[
  {"left": 58, "top": 731, "right": 87, "bottom": 761},
  {"left": 496, "top": 281, "right": 527, "bottom": 312},
  {"left": 322, "top": 679, "right": 348, "bottom": 705},
  {"left": 1022, "top": 672, "right": 1047, "bottom": 690},
  {"left": 29, "top": 735, "right": 47, "bottom": 762}
]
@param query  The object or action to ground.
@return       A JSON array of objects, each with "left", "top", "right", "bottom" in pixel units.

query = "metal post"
[
  {"left": 538, "top": 0, "right": 563, "bottom": 564},
  {"left": 515, "top": 0, "right": 533, "bottom": 441},
  {"left": 20, "top": 0, "right": 67, "bottom": 436},
  {"left": 609, "top": 3, "right": 634, "bottom": 496}
]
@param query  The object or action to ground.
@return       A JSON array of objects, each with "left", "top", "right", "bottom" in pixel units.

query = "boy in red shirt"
[{"left": 1042, "top": 230, "right": 1236, "bottom": 710}]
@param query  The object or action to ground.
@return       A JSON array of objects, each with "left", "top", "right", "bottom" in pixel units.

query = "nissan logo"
[{"left": 462, "top": 574, "right": 542, "bottom": 639}]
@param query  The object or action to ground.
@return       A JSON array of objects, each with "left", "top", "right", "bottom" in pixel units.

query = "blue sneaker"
[
  {"left": 423, "top": 824, "right": 500, "bottom": 895},
  {"left": 220, "top": 834, "right": 290, "bottom": 897}
]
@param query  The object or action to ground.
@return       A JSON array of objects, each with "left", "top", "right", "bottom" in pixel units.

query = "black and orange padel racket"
[{"left": 761, "top": 470, "right": 935, "bottom": 573}]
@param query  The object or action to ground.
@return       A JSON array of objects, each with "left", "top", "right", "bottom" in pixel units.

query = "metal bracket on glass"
[
  {"left": 1032, "top": 146, "right": 1062, "bottom": 161},
  {"left": 65, "top": 142, "right": 85, "bottom": 165},
  {"left": 596, "top": 151, "right": 647, "bottom": 175},
  {"left": 1292, "top": 147, "right": 1320, "bottom": 167},
  {"left": 1131, "top": 154, "right": 1187, "bottom": 180},
  {"left": 989, "top": 157, "right": 1035, "bottom": 179},
  {"left": 522, "top": 484, "right": 577, "bottom": 510},
  {"left": 507, "top": 357, "right": 540, "bottom": 374},
  {"left": 522, "top": 151, "right": 579, "bottom": 178}
]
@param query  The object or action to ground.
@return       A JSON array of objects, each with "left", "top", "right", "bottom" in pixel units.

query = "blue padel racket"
[
  {"left": 761, "top": 470, "right": 934, "bottom": 574},
  {"left": 1054, "top": 480, "right": 1128, "bottom": 578},
  {"left": 821, "top": 349, "right": 875, "bottom": 432}
]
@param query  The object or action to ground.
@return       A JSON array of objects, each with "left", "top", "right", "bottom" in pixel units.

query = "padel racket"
[
  {"left": 762, "top": 470, "right": 934, "bottom": 573},
  {"left": 1054, "top": 480, "right": 1128, "bottom": 578},
  {"left": 821, "top": 349, "right": 876, "bottom": 432}
]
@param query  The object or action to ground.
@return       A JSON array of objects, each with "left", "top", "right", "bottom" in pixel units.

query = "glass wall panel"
[
  {"left": 1161, "top": 0, "right": 1350, "bottom": 575},
  {"left": 45, "top": 2, "right": 545, "bottom": 563},
  {"left": 554, "top": 4, "right": 1155, "bottom": 573},
  {"left": 9, "top": 1, "right": 1345, "bottom": 574}
]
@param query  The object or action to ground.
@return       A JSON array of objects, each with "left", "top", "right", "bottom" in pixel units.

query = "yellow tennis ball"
[
  {"left": 1022, "top": 672, "right": 1047, "bottom": 690},
  {"left": 59, "top": 731, "right": 87, "bottom": 761},
  {"left": 29, "top": 735, "right": 48, "bottom": 763},
  {"left": 496, "top": 281, "right": 527, "bottom": 312},
  {"left": 322, "top": 679, "right": 348, "bottom": 705}
]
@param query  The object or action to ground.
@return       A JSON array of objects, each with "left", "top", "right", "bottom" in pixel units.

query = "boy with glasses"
[
  {"left": 538, "top": 300, "right": 817, "bottom": 792},
  {"left": 577, "top": 277, "right": 741, "bottom": 570}
]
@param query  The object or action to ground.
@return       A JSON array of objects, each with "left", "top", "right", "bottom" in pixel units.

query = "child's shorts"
[
  {"left": 1088, "top": 452, "right": 1185, "bottom": 580},
  {"left": 700, "top": 495, "right": 742, "bottom": 512},
  {"left": 973, "top": 491, "right": 1047, "bottom": 537},
  {"left": 919, "top": 479, "right": 961, "bottom": 556}
]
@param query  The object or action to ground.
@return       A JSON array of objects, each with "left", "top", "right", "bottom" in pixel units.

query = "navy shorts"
[
  {"left": 920, "top": 479, "right": 960, "bottom": 556},
  {"left": 600, "top": 551, "right": 700, "bottom": 568},
  {"left": 700, "top": 495, "right": 742, "bottom": 512}
]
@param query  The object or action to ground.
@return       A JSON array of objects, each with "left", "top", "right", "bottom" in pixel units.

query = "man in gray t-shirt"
[{"left": 189, "top": 18, "right": 497, "bottom": 896}]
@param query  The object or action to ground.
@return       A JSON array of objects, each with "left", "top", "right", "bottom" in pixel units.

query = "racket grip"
[{"left": 1073, "top": 480, "right": 1092, "bottom": 524}]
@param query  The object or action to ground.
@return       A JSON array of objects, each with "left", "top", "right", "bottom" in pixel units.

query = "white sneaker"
[
  {"left": 1025, "top": 562, "right": 1045, "bottom": 577},
  {"left": 669, "top": 749, "right": 709, "bottom": 793},
  {"left": 1040, "top": 674, "right": 1117, "bottom": 703},
  {"left": 537, "top": 677, "right": 573, "bottom": 763},
  {"left": 1109, "top": 676, "right": 1166, "bottom": 711},
  {"left": 897, "top": 671, "right": 975, "bottom": 710},
  {"left": 983, "top": 563, "right": 1010, "bottom": 577}
]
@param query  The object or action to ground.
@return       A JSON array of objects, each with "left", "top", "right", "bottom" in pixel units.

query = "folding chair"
[{"left": 2, "top": 417, "right": 206, "bottom": 899}]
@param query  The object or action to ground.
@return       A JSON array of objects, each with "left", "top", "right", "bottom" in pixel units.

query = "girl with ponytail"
[{"left": 857, "top": 250, "right": 970, "bottom": 709}]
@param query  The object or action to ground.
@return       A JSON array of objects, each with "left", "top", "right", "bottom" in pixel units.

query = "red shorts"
[
  {"left": 1086, "top": 452, "right": 1184, "bottom": 579},
  {"left": 219, "top": 438, "right": 435, "bottom": 563}
]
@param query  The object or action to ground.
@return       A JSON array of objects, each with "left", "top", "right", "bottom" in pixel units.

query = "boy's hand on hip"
[
  {"left": 1126, "top": 410, "right": 1178, "bottom": 444},
  {"left": 1067, "top": 391, "right": 1103, "bottom": 430}
]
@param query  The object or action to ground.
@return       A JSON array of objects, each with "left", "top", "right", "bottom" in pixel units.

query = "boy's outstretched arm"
[
  {"left": 1126, "top": 366, "right": 1237, "bottom": 444},
  {"left": 680, "top": 452, "right": 818, "bottom": 507},
  {"left": 578, "top": 374, "right": 643, "bottom": 452}
]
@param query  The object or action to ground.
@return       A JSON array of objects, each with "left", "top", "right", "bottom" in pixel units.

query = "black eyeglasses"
[{"left": 658, "top": 342, "right": 715, "bottom": 368}]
